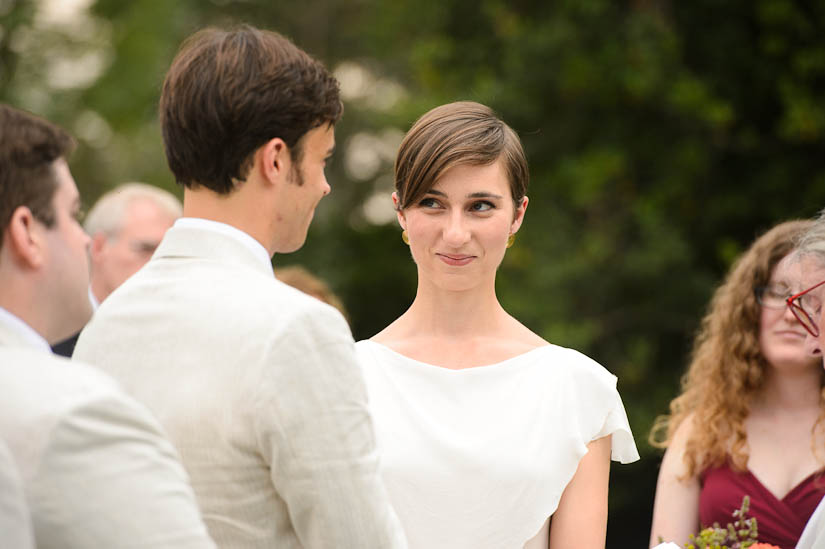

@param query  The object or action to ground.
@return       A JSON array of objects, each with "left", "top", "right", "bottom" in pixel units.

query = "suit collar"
[
  {"left": 0, "top": 307, "right": 50, "bottom": 351},
  {"left": 153, "top": 225, "right": 275, "bottom": 279}
]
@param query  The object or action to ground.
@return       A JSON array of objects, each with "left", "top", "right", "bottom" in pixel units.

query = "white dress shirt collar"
[
  {"left": 173, "top": 218, "right": 272, "bottom": 272},
  {"left": 89, "top": 286, "right": 99, "bottom": 311},
  {"left": 0, "top": 307, "right": 50, "bottom": 352}
]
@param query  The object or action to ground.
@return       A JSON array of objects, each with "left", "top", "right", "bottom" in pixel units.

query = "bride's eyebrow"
[{"left": 467, "top": 192, "right": 503, "bottom": 199}]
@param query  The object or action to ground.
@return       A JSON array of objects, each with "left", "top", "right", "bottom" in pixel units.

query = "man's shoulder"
[
  {"left": 0, "top": 348, "right": 162, "bottom": 479},
  {"left": 0, "top": 348, "right": 125, "bottom": 420},
  {"left": 268, "top": 282, "right": 352, "bottom": 338},
  {"left": 86, "top": 252, "right": 352, "bottom": 349},
  {"left": 195, "top": 272, "right": 348, "bottom": 333}
]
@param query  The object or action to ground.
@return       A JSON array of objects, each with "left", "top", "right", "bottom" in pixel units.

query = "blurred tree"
[{"left": 2, "top": 0, "right": 825, "bottom": 545}]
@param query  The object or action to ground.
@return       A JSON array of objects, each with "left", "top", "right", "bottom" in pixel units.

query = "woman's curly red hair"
[{"left": 650, "top": 219, "right": 825, "bottom": 477}]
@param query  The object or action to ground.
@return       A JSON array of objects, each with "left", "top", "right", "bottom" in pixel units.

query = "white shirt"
[
  {"left": 0, "top": 307, "right": 49, "bottom": 351},
  {"left": 88, "top": 287, "right": 99, "bottom": 310}
]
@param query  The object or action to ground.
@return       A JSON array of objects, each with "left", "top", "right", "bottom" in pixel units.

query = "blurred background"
[{"left": 3, "top": 0, "right": 825, "bottom": 545}]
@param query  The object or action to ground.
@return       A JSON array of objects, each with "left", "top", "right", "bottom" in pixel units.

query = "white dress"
[{"left": 356, "top": 340, "right": 639, "bottom": 549}]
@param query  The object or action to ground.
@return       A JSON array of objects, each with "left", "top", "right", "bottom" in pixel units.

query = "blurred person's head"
[
  {"left": 393, "top": 101, "right": 528, "bottom": 214},
  {"left": 159, "top": 25, "right": 342, "bottom": 255},
  {"left": 789, "top": 210, "right": 825, "bottom": 357},
  {"left": 85, "top": 183, "right": 182, "bottom": 303},
  {"left": 649, "top": 219, "right": 823, "bottom": 476},
  {"left": 0, "top": 104, "right": 92, "bottom": 343},
  {"left": 275, "top": 265, "right": 348, "bottom": 321}
]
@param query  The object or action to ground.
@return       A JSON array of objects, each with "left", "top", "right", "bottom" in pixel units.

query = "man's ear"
[
  {"left": 5, "top": 206, "right": 46, "bottom": 269},
  {"left": 89, "top": 232, "right": 108, "bottom": 263},
  {"left": 258, "top": 137, "right": 290, "bottom": 185},
  {"left": 392, "top": 192, "right": 406, "bottom": 230}
]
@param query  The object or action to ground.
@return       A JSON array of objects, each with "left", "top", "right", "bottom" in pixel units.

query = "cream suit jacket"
[
  {"left": 0, "top": 318, "right": 215, "bottom": 549},
  {"left": 0, "top": 438, "right": 34, "bottom": 549},
  {"left": 75, "top": 224, "right": 406, "bottom": 549}
]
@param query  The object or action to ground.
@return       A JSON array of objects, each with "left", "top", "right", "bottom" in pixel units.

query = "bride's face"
[{"left": 394, "top": 160, "right": 527, "bottom": 292}]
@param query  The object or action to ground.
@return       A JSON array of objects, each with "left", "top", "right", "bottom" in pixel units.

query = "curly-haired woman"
[{"left": 649, "top": 220, "right": 825, "bottom": 549}]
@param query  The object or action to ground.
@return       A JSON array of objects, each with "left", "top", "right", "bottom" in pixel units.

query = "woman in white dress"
[{"left": 356, "top": 101, "right": 639, "bottom": 549}]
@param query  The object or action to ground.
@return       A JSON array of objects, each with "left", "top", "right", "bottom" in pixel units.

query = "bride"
[{"left": 356, "top": 101, "right": 639, "bottom": 548}]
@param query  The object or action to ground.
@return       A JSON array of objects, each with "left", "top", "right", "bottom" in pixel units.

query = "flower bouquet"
[{"left": 653, "top": 496, "right": 780, "bottom": 549}]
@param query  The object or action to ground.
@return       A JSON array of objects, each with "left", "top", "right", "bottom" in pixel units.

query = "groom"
[{"left": 74, "top": 26, "right": 406, "bottom": 548}]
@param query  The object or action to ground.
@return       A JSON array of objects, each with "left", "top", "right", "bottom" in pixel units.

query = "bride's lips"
[{"left": 437, "top": 253, "right": 475, "bottom": 266}]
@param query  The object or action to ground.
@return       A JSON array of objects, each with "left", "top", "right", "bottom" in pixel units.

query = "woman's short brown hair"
[
  {"left": 160, "top": 25, "right": 342, "bottom": 194},
  {"left": 394, "top": 101, "right": 528, "bottom": 210}
]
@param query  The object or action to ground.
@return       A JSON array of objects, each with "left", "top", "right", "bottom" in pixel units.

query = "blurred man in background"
[{"left": 86, "top": 182, "right": 181, "bottom": 305}]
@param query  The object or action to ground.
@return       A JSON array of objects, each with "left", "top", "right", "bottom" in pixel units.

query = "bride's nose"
[{"left": 442, "top": 211, "right": 471, "bottom": 247}]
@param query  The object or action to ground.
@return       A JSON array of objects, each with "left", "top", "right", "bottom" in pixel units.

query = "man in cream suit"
[
  {"left": 0, "top": 103, "right": 215, "bottom": 548},
  {"left": 75, "top": 26, "right": 406, "bottom": 548}
]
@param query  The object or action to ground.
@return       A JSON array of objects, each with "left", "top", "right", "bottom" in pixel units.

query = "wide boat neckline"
[{"left": 360, "top": 339, "right": 555, "bottom": 373}]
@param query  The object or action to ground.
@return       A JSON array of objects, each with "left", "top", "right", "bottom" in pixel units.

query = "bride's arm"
[{"left": 548, "top": 435, "right": 612, "bottom": 549}]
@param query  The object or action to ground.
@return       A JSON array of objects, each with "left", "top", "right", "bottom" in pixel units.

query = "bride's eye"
[
  {"left": 418, "top": 197, "right": 440, "bottom": 209},
  {"left": 470, "top": 201, "right": 494, "bottom": 212}
]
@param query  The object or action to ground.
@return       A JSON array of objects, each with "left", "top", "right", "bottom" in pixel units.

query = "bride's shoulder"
[{"left": 522, "top": 336, "right": 615, "bottom": 379}]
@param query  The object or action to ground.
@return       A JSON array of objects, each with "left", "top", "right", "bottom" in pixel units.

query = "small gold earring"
[
  {"left": 402, "top": 230, "right": 410, "bottom": 245},
  {"left": 506, "top": 234, "right": 515, "bottom": 248}
]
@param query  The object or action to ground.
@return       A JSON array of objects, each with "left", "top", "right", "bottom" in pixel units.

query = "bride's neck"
[{"left": 403, "top": 281, "right": 507, "bottom": 338}]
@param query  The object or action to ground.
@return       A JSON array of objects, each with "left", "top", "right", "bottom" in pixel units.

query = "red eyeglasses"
[{"left": 786, "top": 279, "right": 825, "bottom": 337}]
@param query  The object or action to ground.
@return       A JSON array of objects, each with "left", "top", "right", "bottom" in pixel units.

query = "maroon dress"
[{"left": 700, "top": 465, "right": 825, "bottom": 549}]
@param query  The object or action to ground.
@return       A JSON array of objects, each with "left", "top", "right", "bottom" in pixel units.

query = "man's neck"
[
  {"left": 0, "top": 267, "right": 48, "bottom": 342},
  {"left": 183, "top": 186, "right": 273, "bottom": 255}
]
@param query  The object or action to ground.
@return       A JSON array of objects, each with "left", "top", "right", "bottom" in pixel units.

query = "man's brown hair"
[
  {"left": 394, "top": 101, "right": 529, "bottom": 211},
  {"left": 159, "top": 25, "right": 343, "bottom": 194},
  {"left": 0, "top": 104, "right": 75, "bottom": 250}
]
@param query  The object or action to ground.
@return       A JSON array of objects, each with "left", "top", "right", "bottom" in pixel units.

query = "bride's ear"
[
  {"left": 392, "top": 192, "right": 406, "bottom": 230},
  {"left": 510, "top": 196, "right": 529, "bottom": 234}
]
